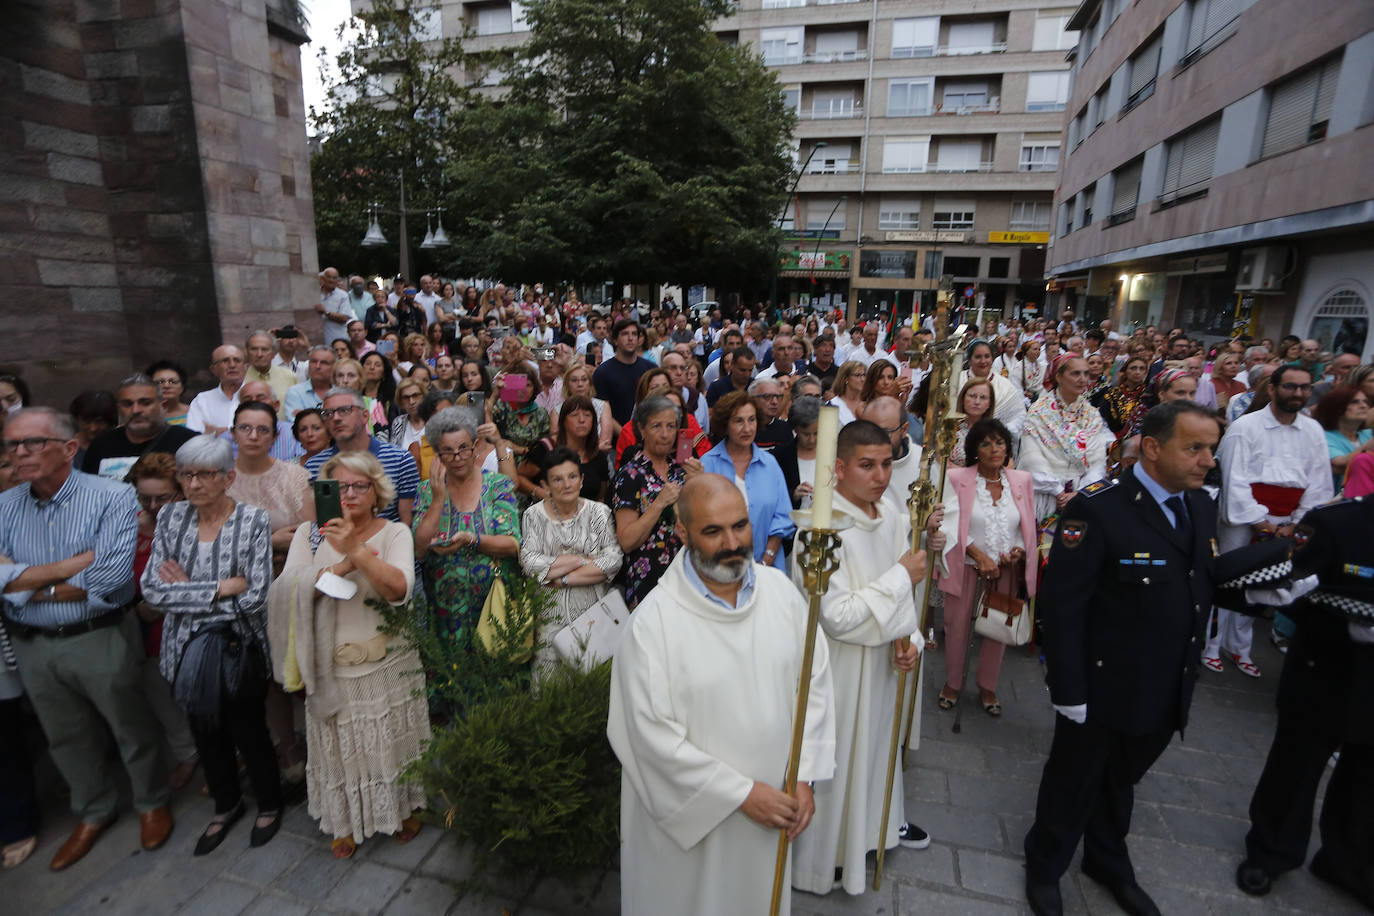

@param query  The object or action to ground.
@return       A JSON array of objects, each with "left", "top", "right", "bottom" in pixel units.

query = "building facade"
[
  {"left": 716, "top": 0, "right": 1078, "bottom": 323},
  {"left": 1046, "top": 0, "right": 1374, "bottom": 356}
]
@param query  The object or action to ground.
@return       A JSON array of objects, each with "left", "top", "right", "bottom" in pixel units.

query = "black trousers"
[
  {"left": 1024, "top": 715, "right": 1174, "bottom": 885},
  {"left": 188, "top": 687, "right": 283, "bottom": 816},
  {"left": 1246, "top": 708, "right": 1374, "bottom": 891},
  {"left": 0, "top": 697, "right": 40, "bottom": 845}
]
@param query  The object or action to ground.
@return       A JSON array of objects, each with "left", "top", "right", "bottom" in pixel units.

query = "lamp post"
[
  {"left": 770, "top": 141, "right": 827, "bottom": 315},
  {"left": 806, "top": 195, "right": 847, "bottom": 313},
  {"left": 358, "top": 168, "right": 449, "bottom": 280}
]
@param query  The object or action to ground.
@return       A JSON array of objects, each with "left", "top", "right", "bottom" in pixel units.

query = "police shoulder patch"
[
  {"left": 1059, "top": 520, "right": 1087, "bottom": 548},
  {"left": 1081, "top": 480, "right": 1115, "bottom": 498},
  {"left": 1293, "top": 524, "right": 1313, "bottom": 547}
]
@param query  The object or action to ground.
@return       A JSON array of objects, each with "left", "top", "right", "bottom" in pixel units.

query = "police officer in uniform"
[
  {"left": 1024, "top": 401, "right": 1222, "bottom": 916},
  {"left": 1236, "top": 495, "right": 1374, "bottom": 910}
]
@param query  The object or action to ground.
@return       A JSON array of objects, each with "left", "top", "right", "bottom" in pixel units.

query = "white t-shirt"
[{"left": 413, "top": 291, "right": 441, "bottom": 327}]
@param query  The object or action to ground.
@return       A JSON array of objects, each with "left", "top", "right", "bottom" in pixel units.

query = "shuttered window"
[
  {"left": 1260, "top": 56, "right": 1341, "bottom": 159},
  {"left": 1184, "top": 0, "right": 1246, "bottom": 58},
  {"left": 882, "top": 137, "right": 930, "bottom": 173},
  {"left": 1126, "top": 33, "right": 1162, "bottom": 107},
  {"left": 1110, "top": 158, "right": 1143, "bottom": 218},
  {"left": 892, "top": 17, "right": 938, "bottom": 58},
  {"left": 1160, "top": 118, "right": 1220, "bottom": 198}
]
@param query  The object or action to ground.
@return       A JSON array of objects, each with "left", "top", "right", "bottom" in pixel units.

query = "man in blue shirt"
[
  {"left": 305, "top": 388, "right": 418, "bottom": 524},
  {"left": 0, "top": 407, "right": 173, "bottom": 869}
]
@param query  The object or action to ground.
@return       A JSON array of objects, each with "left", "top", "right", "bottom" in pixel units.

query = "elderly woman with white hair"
[
  {"left": 271, "top": 450, "right": 426, "bottom": 860},
  {"left": 140, "top": 435, "right": 282, "bottom": 856}
]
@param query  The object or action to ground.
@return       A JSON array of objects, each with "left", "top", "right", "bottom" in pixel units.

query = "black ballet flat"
[
  {"left": 249, "top": 810, "right": 282, "bottom": 848},
  {"left": 194, "top": 801, "right": 246, "bottom": 856}
]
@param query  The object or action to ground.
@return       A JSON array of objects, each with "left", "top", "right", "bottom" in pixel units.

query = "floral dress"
[
  {"left": 611, "top": 452, "right": 686, "bottom": 609},
  {"left": 411, "top": 471, "right": 520, "bottom": 641}
]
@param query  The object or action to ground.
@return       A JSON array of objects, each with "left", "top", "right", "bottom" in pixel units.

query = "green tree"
[
  {"left": 308, "top": 0, "right": 477, "bottom": 277},
  {"left": 441, "top": 0, "right": 796, "bottom": 292}
]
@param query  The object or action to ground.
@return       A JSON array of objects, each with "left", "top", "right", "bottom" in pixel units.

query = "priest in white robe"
[
  {"left": 792, "top": 420, "right": 933, "bottom": 897},
  {"left": 608, "top": 474, "right": 836, "bottom": 916}
]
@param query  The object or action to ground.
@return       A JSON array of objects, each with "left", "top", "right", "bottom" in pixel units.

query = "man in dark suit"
[
  {"left": 1024, "top": 401, "right": 1222, "bottom": 916},
  {"left": 1235, "top": 496, "right": 1374, "bottom": 910}
]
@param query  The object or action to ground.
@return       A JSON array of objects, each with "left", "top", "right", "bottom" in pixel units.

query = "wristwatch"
[{"left": 44, "top": 584, "right": 57, "bottom": 600}]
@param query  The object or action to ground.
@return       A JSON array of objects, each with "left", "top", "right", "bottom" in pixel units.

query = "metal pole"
[
  {"left": 398, "top": 168, "right": 410, "bottom": 283},
  {"left": 772, "top": 143, "right": 827, "bottom": 316}
]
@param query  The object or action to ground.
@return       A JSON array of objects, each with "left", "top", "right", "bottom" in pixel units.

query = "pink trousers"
[{"left": 940, "top": 562, "right": 1013, "bottom": 694}]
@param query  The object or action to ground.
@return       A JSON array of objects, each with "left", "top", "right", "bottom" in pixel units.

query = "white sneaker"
[{"left": 898, "top": 822, "right": 930, "bottom": 849}]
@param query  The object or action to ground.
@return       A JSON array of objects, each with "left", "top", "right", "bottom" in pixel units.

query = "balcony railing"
[
  {"left": 805, "top": 161, "right": 862, "bottom": 175},
  {"left": 935, "top": 42, "right": 1007, "bottom": 56},
  {"left": 1008, "top": 221, "right": 1052, "bottom": 232},
  {"left": 886, "top": 106, "right": 933, "bottom": 118},
  {"left": 804, "top": 49, "right": 868, "bottom": 64},
  {"left": 931, "top": 160, "right": 996, "bottom": 173},
  {"left": 935, "top": 98, "right": 1000, "bottom": 115},
  {"left": 799, "top": 102, "right": 863, "bottom": 119}
]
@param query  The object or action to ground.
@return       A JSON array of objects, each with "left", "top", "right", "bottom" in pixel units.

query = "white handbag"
[
  {"left": 552, "top": 589, "right": 631, "bottom": 671},
  {"left": 973, "top": 587, "right": 1034, "bottom": 647}
]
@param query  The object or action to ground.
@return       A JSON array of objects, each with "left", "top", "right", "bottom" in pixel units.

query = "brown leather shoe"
[
  {"left": 50, "top": 820, "right": 110, "bottom": 871},
  {"left": 139, "top": 806, "right": 174, "bottom": 851}
]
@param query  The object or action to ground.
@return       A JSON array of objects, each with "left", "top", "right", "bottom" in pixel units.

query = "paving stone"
[
  {"left": 947, "top": 772, "right": 1040, "bottom": 814},
  {"left": 179, "top": 879, "right": 260, "bottom": 916},
  {"left": 228, "top": 832, "right": 313, "bottom": 886},
  {"left": 241, "top": 893, "right": 312, "bottom": 916},
  {"left": 881, "top": 842, "right": 957, "bottom": 888},
  {"left": 914, "top": 804, "right": 1007, "bottom": 852},
  {"left": 1155, "top": 805, "right": 1250, "bottom": 852},
  {"left": 902, "top": 768, "right": 950, "bottom": 805},
  {"left": 893, "top": 884, "right": 1019, "bottom": 915},
  {"left": 955, "top": 849, "right": 1026, "bottom": 901},
  {"left": 794, "top": 882, "right": 897, "bottom": 915},
  {"left": 380, "top": 876, "right": 458, "bottom": 916},
  {"left": 273, "top": 847, "right": 353, "bottom": 900},
  {"left": 322, "top": 861, "right": 409, "bottom": 914},
  {"left": 364, "top": 825, "right": 443, "bottom": 871}
]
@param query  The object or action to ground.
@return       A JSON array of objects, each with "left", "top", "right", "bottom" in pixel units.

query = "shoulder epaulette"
[{"left": 1080, "top": 480, "right": 1115, "bottom": 498}]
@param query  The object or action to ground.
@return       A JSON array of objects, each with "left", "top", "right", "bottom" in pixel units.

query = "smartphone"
[
  {"left": 312, "top": 479, "right": 342, "bottom": 524},
  {"left": 274, "top": 325, "right": 298, "bottom": 339},
  {"left": 500, "top": 374, "right": 527, "bottom": 404},
  {"left": 467, "top": 392, "right": 486, "bottom": 415},
  {"left": 490, "top": 326, "right": 511, "bottom": 339},
  {"left": 675, "top": 430, "right": 695, "bottom": 464},
  {"left": 377, "top": 339, "right": 396, "bottom": 356},
  {"left": 531, "top": 346, "right": 556, "bottom": 361}
]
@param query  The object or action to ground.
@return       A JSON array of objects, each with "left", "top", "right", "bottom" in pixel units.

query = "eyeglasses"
[
  {"left": 175, "top": 470, "right": 224, "bottom": 483},
  {"left": 437, "top": 445, "right": 475, "bottom": 460},
  {"left": 2, "top": 437, "right": 64, "bottom": 454},
  {"left": 1276, "top": 383, "right": 1313, "bottom": 392},
  {"left": 756, "top": 392, "right": 783, "bottom": 400},
  {"left": 137, "top": 493, "right": 177, "bottom": 508},
  {"left": 335, "top": 481, "right": 374, "bottom": 495},
  {"left": 234, "top": 424, "right": 274, "bottom": 438},
  {"left": 320, "top": 405, "right": 360, "bottom": 419}
]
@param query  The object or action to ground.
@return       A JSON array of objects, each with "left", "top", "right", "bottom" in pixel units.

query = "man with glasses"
[
  {"left": 81, "top": 375, "right": 197, "bottom": 480},
  {"left": 0, "top": 408, "right": 173, "bottom": 869},
  {"left": 186, "top": 344, "right": 247, "bottom": 435},
  {"left": 283, "top": 345, "right": 337, "bottom": 422},
  {"left": 747, "top": 378, "right": 792, "bottom": 454},
  {"left": 1203, "top": 366, "right": 1332, "bottom": 675},
  {"left": 304, "top": 388, "right": 418, "bottom": 524},
  {"left": 220, "top": 381, "right": 303, "bottom": 461}
]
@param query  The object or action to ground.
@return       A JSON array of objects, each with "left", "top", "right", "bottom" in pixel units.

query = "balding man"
[
  {"left": 220, "top": 381, "right": 304, "bottom": 461},
  {"left": 608, "top": 474, "right": 834, "bottom": 916},
  {"left": 861, "top": 396, "right": 924, "bottom": 500},
  {"left": 187, "top": 344, "right": 247, "bottom": 435},
  {"left": 314, "top": 267, "right": 352, "bottom": 344},
  {"left": 245, "top": 331, "right": 300, "bottom": 405}
]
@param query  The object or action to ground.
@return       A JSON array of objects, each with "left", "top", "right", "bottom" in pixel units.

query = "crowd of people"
[{"left": 0, "top": 270, "right": 1371, "bottom": 916}]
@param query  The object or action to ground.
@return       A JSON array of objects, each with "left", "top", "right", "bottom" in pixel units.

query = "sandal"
[
  {"left": 331, "top": 837, "right": 357, "bottom": 859},
  {"left": 980, "top": 693, "right": 1002, "bottom": 717},
  {"left": 2, "top": 836, "right": 36, "bottom": 869},
  {"left": 394, "top": 816, "right": 422, "bottom": 843},
  {"left": 937, "top": 690, "right": 958, "bottom": 710},
  {"left": 1230, "top": 654, "right": 1261, "bottom": 678},
  {"left": 1201, "top": 655, "right": 1224, "bottom": 673}
]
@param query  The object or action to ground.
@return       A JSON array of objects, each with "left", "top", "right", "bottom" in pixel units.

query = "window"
[
  {"left": 1260, "top": 56, "right": 1340, "bottom": 159},
  {"left": 943, "top": 255, "right": 980, "bottom": 277},
  {"left": 887, "top": 78, "right": 933, "bottom": 117},
  {"left": 761, "top": 27, "right": 804, "bottom": 65},
  {"left": 1160, "top": 117, "right": 1220, "bottom": 201},
  {"left": 1019, "top": 143, "right": 1059, "bottom": 172},
  {"left": 1033, "top": 14, "right": 1079, "bottom": 51},
  {"left": 932, "top": 199, "right": 975, "bottom": 230},
  {"left": 780, "top": 86, "right": 801, "bottom": 115},
  {"left": 812, "top": 30, "right": 861, "bottom": 62},
  {"left": 923, "top": 250, "right": 943, "bottom": 279},
  {"left": 810, "top": 88, "right": 857, "bottom": 119},
  {"left": 762, "top": 0, "right": 805, "bottom": 7},
  {"left": 1010, "top": 200, "right": 1052, "bottom": 231},
  {"left": 1081, "top": 183, "right": 1096, "bottom": 225},
  {"left": 1091, "top": 84, "right": 1109, "bottom": 129},
  {"left": 807, "top": 142, "right": 852, "bottom": 174},
  {"left": 1072, "top": 108, "right": 1087, "bottom": 148},
  {"left": 878, "top": 198, "right": 921, "bottom": 230},
  {"left": 1183, "top": 0, "right": 1247, "bottom": 64},
  {"left": 988, "top": 257, "right": 1010, "bottom": 278},
  {"left": 882, "top": 137, "right": 930, "bottom": 173},
  {"left": 475, "top": 4, "right": 512, "bottom": 35},
  {"left": 934, "top": 139, "right": 983, "bottom": 172},
  {"left": 942, "top": 81, "right": 989, "bottom": 111},
  {"left": 512, "top": 1, "right": 529, "bottom": 31},
  {"left": 1026, "top": 71, "right": 1070, "bottom": 112},
  {"left": 860, "top": 250, "right": 918, "bottom": 279},
  {"left": 1124, "top": 33, "right": 1162, "bottom": 111},
  {"left": 805, "top": 199, "right": 847, "bottom": 232},
  {"left": 1109, "top": 157, "right": 1143, "bottom": 223},
  {"left": 944, "top": 21, "right": 997, "bottom": 55},
  {"left": 892, "top": 17, "right": 938, "bottom": 58},
  {"left": 410, "top": 7, "right": 441, "bottom": 41},
  {"left": 1308, "top": 287, "right": 1369, "bottom": 356}
]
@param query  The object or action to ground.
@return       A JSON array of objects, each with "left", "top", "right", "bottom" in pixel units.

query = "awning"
[{"left": 779, "top": 270, "right": 850, "bottom": 279}]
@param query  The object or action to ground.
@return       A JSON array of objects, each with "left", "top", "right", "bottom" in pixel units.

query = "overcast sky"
[{"left": 302, "top": 0, "right": 355, "bottom": 128}]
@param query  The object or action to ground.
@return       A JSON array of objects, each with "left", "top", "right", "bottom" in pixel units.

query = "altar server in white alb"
[
  {"left": 608, "top": 474, "right": 836, "bottom": 916},
  {"left": 792, "top": 420, "right": 937, "bottom": 897}
]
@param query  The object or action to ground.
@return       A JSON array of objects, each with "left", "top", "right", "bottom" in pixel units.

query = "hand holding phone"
[{"left": 312, "top": 479, "right": 342, "bottom": 524}]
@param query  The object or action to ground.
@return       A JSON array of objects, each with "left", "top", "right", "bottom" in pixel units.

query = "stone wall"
[{"left": 0, "top": 0, "right": 318, "bottom": 405}]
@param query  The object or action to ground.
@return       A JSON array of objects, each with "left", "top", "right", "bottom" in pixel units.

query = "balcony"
[
  {"left": 798, "top": 101, "right": 863, "bottom": 120},
  {"left": 934, "top": 98, "right": 1001, "bottom": 116},
  {"left": 1009, "top": 220, "right": 1052, "bottom": 232},
  {"left": 804, "top": 49, "right": 868, "bottom": 64},
  {"left": 935, "top": 42, "right": 1007, "bottom": 56},
  {"left": 931, "top": 161, "right": 996, "bottom": 173},
  {"left": 805, "top": 161, "right": 861, "bottom": 175}
]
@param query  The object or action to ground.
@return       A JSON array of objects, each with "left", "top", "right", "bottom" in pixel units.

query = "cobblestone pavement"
[{"left": 0, "top": 614, "right": 1362, "bottom": 915}]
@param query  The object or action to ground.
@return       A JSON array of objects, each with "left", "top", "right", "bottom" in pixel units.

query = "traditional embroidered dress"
[{"left": 1018, "top": 392, "right": 1109, "bottom": 522}]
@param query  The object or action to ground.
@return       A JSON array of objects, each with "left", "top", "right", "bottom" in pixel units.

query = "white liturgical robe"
[
  {"left": 791, "top": 491, "right": 921, "bottom": 896},
  {"left": 608, "top": 554, "right": 836, "bottom": 916}
]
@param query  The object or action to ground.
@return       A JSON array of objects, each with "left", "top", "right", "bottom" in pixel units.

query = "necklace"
[{"left": 549, "top": 497, "right": 578, "bottom": 522}]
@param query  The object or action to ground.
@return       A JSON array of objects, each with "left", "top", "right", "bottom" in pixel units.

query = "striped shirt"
[
  {"left": 0, "top": 470, "right": 139, "bottom": 627},
  {"left": 304, "top": 438, "right": 419, "bottom": 522}
]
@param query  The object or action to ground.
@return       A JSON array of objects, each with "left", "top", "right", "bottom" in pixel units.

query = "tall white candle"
[
  {"left": 946, "top": 349, "right": 964, "bottom": 406},
  {"left": 811, "top": 405, "right": 839, "bottom": 529}
]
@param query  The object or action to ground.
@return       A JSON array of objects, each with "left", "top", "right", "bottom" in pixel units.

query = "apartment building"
[
  {"left": 717, "top": 0, "right": 1078, "bottom": 322},
  {"left": 1046, "top": 0, "right": 1374, "bottom": 354}
]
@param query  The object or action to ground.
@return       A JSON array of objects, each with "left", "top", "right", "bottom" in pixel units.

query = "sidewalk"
[{"left": 0, "top": 617, "right": 1362, "bottom": 914}]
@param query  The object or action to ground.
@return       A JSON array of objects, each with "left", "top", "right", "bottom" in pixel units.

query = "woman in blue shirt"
[
  {"left": 1314, "top": 386, "right": 1373, "bottom": 493},
  {"left": 693, "top": 390, "right": 796, "bottom": 569}
]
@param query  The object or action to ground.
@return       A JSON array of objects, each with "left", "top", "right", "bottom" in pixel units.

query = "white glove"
[
  {"left": 1246, "top": 574, "right": 1319, "bottom": 607},
  {"left": 908, "top": 629, "right": 927, "bottom": 655},
  {"left": 1053, "top": 703, "right": 1087, "bottom": 724}
]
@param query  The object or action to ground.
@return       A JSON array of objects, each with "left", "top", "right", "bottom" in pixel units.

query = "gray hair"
[
  {"left": 12, "top": 407, "right": 75, "bottom": 440},
  {"left": 425, "top": 406, "right": 479, "bottom": 450},
  {"left": 308, "top": 345, "right": 335, "bottom": 359},
  {"left": 1244, "top": 345, "right": 1269, "bottom": 362},
  {"left": 117, "top": 373, "right": 158, "bottom": 392},
  {"left": 246, "top": 329, "right": 275, "bottom": 347},
  {"left": 633, "top": 394, "right": 680, "bottom": 429},
  {"left": 789, "top": 395, "right": 822, "bottom": 427},
  {"left": 747, "top": 377, "right": 781, "bottom": 396},
  {"left": 175, "top": 434, "right": 234, "bottom": 472},
  {"left": 1247, "top": 364, "right": 1272, "bottom": 387},
  {"left": 323, "top": 387, "right": 366, "bottom": 408}
]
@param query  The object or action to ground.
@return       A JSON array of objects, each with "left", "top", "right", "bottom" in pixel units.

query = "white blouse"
[{"left": 966, "top": 473, "right": 1023, "bottom": 563}]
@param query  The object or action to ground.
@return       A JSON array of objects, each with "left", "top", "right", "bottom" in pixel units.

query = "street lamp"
[
  {"left": 771, "top": 141, "right": 827, "bottom": 315},
  {"left": 807, "top": 195, "right": 847, "bottom": 313},
  {"left": 358, "top": 168, "right": 448, "bottom": 280}
]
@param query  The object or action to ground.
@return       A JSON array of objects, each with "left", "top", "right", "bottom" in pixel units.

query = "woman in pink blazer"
[{"left": 936, "top": 418, "right": 1039, "bottom": 715}]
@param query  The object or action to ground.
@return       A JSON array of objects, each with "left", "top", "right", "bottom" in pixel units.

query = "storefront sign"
[
  {"left": 779, "top": 249, "right": 852, "bottom": 272},
  {"left": 988, "top": 231, "right": 1050, "bottom": 244},
  {"left": 885, "top": 230, "right": 967, "bottom": 243},
  {"left": 1165, "top": 253, "right": 1230, "bottom": 275}
]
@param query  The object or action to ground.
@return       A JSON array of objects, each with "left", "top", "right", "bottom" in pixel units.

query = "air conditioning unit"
[{"left": 1234, "top": 247, "right": 1291, "bottom": 292}]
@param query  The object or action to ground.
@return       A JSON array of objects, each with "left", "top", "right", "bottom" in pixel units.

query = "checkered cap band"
[
  {"left": 1217, "top": 559, "right": 1293, "bottom": 590},
  {"left": 1310, "top": 590, "right": 1374, "bottom": 625}
]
